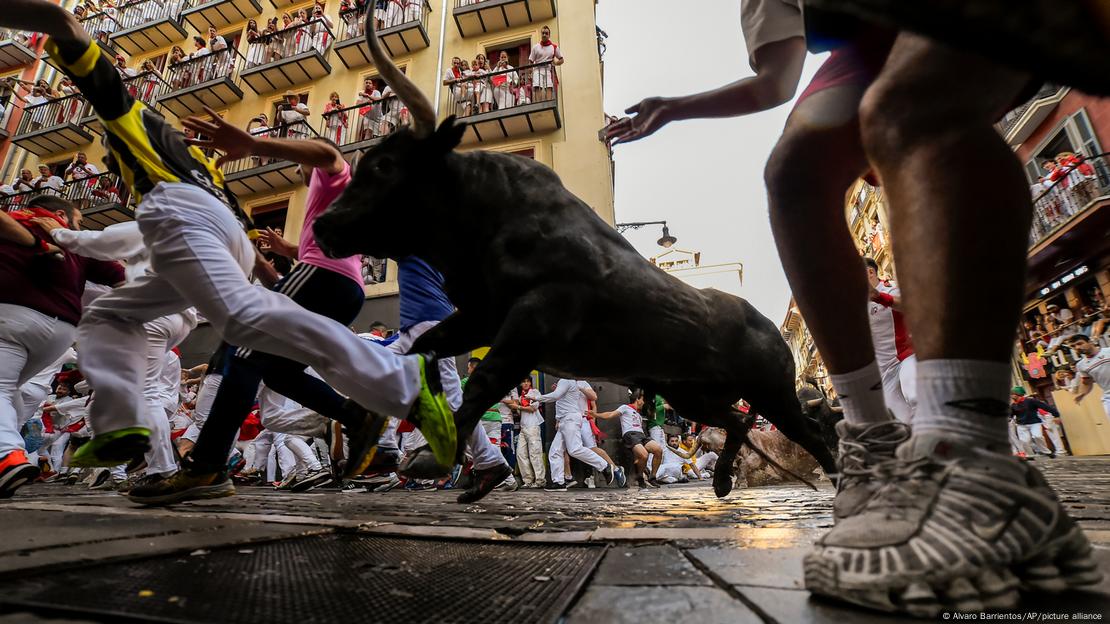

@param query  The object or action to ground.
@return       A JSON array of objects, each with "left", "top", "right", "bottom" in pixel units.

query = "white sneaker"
[{"left": 805, "top": 434, "right": 1102, "bottom": 617}]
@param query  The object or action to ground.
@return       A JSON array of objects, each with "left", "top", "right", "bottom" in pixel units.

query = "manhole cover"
[{"left": 0, "top": 534, "right": 605, "bottom": 624}]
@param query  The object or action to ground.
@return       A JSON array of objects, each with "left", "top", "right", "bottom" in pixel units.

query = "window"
[
  {"left": 484, "top": 38, "right": 531, "bottom": 68},
  {"left": 510, "top": 147, "right": 535, "bottom": 159},
  {"left": 250, "top": 199, "right": 289, "bottom": 232}
]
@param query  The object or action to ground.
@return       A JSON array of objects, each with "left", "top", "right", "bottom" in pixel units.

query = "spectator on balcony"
[
  {"left": 113, "top": 54, "right": 137, "bottom": 79},
  {"left": 442, "top": 57, "right": 467, "bottom": 117},
  {"left": 355, "top": 77, "right": 381, "bottom": 140},
  {"left": 339, "top": 0, "right": 364, "bottom": 38},
  {"left": 308, "top": 5, "right": 333, "bottom": 53},
  {"left": 1059, "top": 151, "right": 1098, "bottom": 206},
  {"left": 245, "top": 19, "right": 264, "bottom": 66},
  {"left": 245, "top": 114, "right": 272, "bottom": 166},
  {"left": 383, "top": 0, "right": 404, "bottom": 28},
  {"left": 528, "top": 26, "right": 563, "bottom": 103},
  {"left": 403, "top": 0, "right": 422, "bottom": 24},
  {"left": 207, "top": 26, "right": 227, "bottom": 54},
  {"left": 64, "top": 152, "right": 100, "bottom": 182},
  {"left": 89, "top": 174, "right": 121, "bottom": 206},
  {"left": 135, "top": 60, "right": 161, "bottom": 101},
  {"left": 378, "top": 84, "right": 402, "bottom": 136},
  {"left": 322, "top": 91, "right": 347, "bottom": 145},
  {"left": 31, "top": 165, "right": 64, "bottom": 194},
  {"left": 472, "top": 55, "right": 493, "bottom": 114},
  {"left": 278, "top": 92, "right": 310, "bottom": 140},
  {"left": 291, "top": 9, "right": 311, "bottom": 53},
  {"left": 11, "top": 169, "right": 35, "bottom": 194},
  {"left": 490, "top": 51, "right": 518, "bottom": 111}
]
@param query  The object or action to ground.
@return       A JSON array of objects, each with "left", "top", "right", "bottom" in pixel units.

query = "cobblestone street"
[{"left": 0, "top": 456, "right": 1108, "bottom": 623}]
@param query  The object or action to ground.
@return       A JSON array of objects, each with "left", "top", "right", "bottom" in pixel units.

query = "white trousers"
[
  {"left": 549, "top": 415, "right": 607, "bottom": 484},
  {"left": 76, "top": 183, "right": 420, "bottom": 440},
  {"left": 0, "top": 304, "right": 76, "bottom": 455},
  {"left": 181, "top": 372, "right": 221, "bottom": 443},
  {"left": 1041, "top": 417, "right": 1068, "bottom": 456},
  {"left": 516, "top": 424, "right": 545, "bottom": 485},
  {"left": 141, "top": 314, "right": 194, "bottom": 475},
  {"left": 383, "top": 320, "right": 503, "bottom": 470},
  {"left": 1016, "top": 422, "right": 1053, "bottom": 456},
  {"left": 20, "top": 348, "right": 76, "bottom": 425},
  {"left": 646, "top": 425, "right": 665, "bottom": 472},
  {"left": 278, "top": 433, "right": 321, "bottom": 473},
  {"left": 881, "top": 355, "right": 917, "bottom": 424},
  {"left": 696, "top": 451, "right": 718, "bottom": 472},
  {"left": 656, "top": 462, "right": 685, "bottom": 483}
]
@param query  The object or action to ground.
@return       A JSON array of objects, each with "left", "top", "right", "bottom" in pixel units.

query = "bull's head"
[{"left": 314, "top": 9, "right": 465, "bottom": 260}]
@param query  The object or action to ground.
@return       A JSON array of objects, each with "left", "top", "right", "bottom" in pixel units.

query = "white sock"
[
  {"left": 912, "top": 359, "right": 1011, "bottom": 451},
  {"left": 830, "top": 361, "right": 892, "bottom": 425}
]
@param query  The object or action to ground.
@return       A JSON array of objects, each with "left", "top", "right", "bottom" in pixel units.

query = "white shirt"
[
  {"left": 615, "top": 404, "right": 644, "bottom": 436},
  {"left": 498, "top": 393, "right": 514, "bottom": 424},
  {"left": 117, "top": 65, "right": 138, "bottom": 78},
  {"left": 52, "top": 221, "right": 149, "bottom": 282},
  {"left": 514, "top": 388, "right": 542, "bottom": 428},
  {"left": 279, "top": 102, "right": 310, "bottom": 125},
  {"left": 1076, "top": 347, "right": 1110, "bottom": 391},
  {"left": 740, "top": 0, "right": 804, "bottom": 70},
  {"left": 65, "top": 161, "right": 100, "bottom": 180},
  {"left": 33, "top": 175, "right": 64, "bottom": 192},
  {"left": 528, "top": 42, "right": 563, "bottom": 65},
  {"left": 867, "top": 280, "right": 911, "bottom": 371},
  {"left": 209, "top": 35, "right": 227, "bottom": 52},
  {"left": 537, "top": 378, "right": 591, "bottom": 420}
]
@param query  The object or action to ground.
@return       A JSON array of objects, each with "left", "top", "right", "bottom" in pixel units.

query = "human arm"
[
  {"left": 587, "top": 408, "right": 621, "bottom": 420},
  {"left": 1030, "top": 398, "right": 1059, "bottom": 419},
  {"left": 36, "top": 220, "right": 145, "bottom": 261},
  {"left": 182, "top": 363, "right": 208, "bottom": 383},
  {"left": 0, "top": 209, "right": 36, "bottom": 247},
  {"left": 183, "top": 105, "right": 344, "bottom": 174},
  {"left": 577, "top": 381, "right": 598, "bottom": 402},
  {"left": 536, "top": 379, "right": 571, "bottom": 403},
  {"left": 668, "top": 444, "right": 695, "bottom": 460},
  {"left": 252, "top": 247, "right": 280, "bottom": 287},
  {"left": 604, "top": 37, "right": 806, "bottom": 146},
  {"left": 256, "top": 227, "right": 298, "bottom": 259},
  {"left": 869, "top": 286, "right": 902, "bottom": 310},
  {"left": 1073, "top": 376, "right": 1094, "bottom": 403}
]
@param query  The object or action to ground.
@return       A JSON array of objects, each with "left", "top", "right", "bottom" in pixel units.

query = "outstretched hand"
[
  {"left": 603, "top": 97, "right": 673, "bottom": 146},
  {"left": 182, "top": 106, "right": 256, "bottom": 168}
]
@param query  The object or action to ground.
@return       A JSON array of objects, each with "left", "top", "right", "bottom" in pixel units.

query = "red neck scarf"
[{"left": 540, "top": 40, "right": 554, "bottom": 47}]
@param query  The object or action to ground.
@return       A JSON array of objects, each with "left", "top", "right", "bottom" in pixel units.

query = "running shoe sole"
[
  {"left": 397, "top": 445, "right": 452, "bottom": 480},
  {"left": 70, "top": 428, "right": 152, "bottom": 468},
  {"left": 128, "top": 480, "right": 236, "bottom": 506},
  {"left": 341, "top": 406, "right": 391, "bottom": 479},
  {"left": 0, "top": 464, "right": 40, "bottom": 499},
  {"left": 291, "top": 472, "right": 334, "bottom": 492}
]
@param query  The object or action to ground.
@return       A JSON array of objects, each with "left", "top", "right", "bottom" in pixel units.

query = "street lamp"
[{"left": 615, "top": 220, "right": 677, "bottom": 248}]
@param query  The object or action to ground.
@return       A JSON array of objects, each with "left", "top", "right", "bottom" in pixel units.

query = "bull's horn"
[
  {"left": 365, "top": 6, "right": 434, "bottom": 137},
  {"left": 805, "top": 398, "right": 823, "bottom": 407}
]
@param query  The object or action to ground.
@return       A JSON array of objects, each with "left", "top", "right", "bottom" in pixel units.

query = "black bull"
[{"left": 313, "top": 126, "right": 836, "bottom": 497}]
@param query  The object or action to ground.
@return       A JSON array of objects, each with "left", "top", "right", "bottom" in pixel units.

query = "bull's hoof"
[
  {"left": 398, "top": 445, "right": 452, "bottom": 480},
  {"left": 713, "top": 471, "right": 734, "bottom": 498}
]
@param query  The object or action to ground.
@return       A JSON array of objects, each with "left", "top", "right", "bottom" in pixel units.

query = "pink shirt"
[{"left": 298, "top": 161, "right": 364, "bottom": 287}]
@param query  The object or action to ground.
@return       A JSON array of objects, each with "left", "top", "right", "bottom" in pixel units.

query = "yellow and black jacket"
[{"left": 43, "top": 37, "right": 257, "bottom": 235}]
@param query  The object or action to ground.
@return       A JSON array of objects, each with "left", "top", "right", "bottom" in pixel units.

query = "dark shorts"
[
  {"left": 622, "top": 431, "right": 651, "bottom": 450},
  {"left": 795, "top": 29, "right": 898, "bottom": 108}
]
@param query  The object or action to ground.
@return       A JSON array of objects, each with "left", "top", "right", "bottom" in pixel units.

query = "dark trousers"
[
  {"left": 191, "top": 263, "right": 365, "bottom": 471},
  {"left": 500, "top": 423, "right": 516, "bottom": 468}
]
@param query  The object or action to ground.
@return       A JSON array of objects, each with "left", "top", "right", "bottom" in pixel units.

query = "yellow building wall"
[{"left": 16, "top": 0, "right": 614, "bottom": 299}]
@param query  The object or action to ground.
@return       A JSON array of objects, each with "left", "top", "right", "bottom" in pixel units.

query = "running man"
[
  {"left": 863, "top": 257, "right": 916, "bottom": 423},
  {"left": 1, "top": 1, "right": 455, "bottom": 486},
  {"left": 539, "top": 378, "right": 622, "bottom": 491},
  {"left": 1066, "top": 334, "right": 1110, "bottom": 423},
  {"left": 589, "top": 389, "right": 662, "bottom": 488}
]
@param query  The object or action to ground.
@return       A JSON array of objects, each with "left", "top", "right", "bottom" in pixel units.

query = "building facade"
[{"left": 0, "top": 0, "right": 614, "bottom": 342}]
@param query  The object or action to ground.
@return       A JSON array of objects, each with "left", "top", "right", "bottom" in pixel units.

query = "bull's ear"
[{"left": 433, "top": 117, "right": 466, "bottom": 153}]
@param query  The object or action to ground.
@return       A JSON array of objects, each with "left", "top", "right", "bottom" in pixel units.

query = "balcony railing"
[
  {"left": 13, "top": 93, "right": 95, "bottom": 156},
  {"left": 110, "top": 0, "right": 187, "bottom": 55},
  {"left": 77, "top": 10, "right": 122, "bottom": 41},
  {"left": 156, "top": 48, "right": 245, "bottom": 117},
  {"left": 222, "top": 120, "right": 319, "bottom": 195},
  {"left": 181, "top": 0, "right": 262, "bottom": 32},
  {"left": 241, "top": 17, "right": 333, "bottom": 94},
  {"left": 1, "top": 187, "right": 60, "bottom": 212},
  {"left": 83, "top": 71, "right": 168, "bottom": 133},
  {"left": 63, "top": 172, "right": 135, "bottom": 230},
  {"left": 1029, "top": 152, "right": 1110, "bottom": 248},
  {"left": 319, "top": 96, "right": 407, "bottom": 152},
  {"left": 0, "top": 28, "right": 37, "bottom": 71},
  {"left": 443, "top": 60, "right": 560, "bottom": 143},
  {"left": 452, "top": 0, "right": 557, "bottom": 37},
  {"left": 334, "top": 1, "right": 431, "bottom": 68}
]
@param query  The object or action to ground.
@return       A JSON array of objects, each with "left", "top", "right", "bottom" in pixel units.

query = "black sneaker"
[
  {"left": 544, "top": 481, "right": 568, "bottom": 492},
  {"left": 601, "top": 465, "right": 615, "bottom": 486},
  {"left": 341, "top": 403, "right": 391, "bottom": 479},
  {"left": 291, "top": 469, "right": 334, "bottom": 492},
  {"left": 398, "top": 445, "right": 454, "bottom": 480},
  {"left": 128, "top": 458, "right": 234, "bottom": 506},
  {"left": 456, "top": 463, "right": 512, "bottom": 504}
]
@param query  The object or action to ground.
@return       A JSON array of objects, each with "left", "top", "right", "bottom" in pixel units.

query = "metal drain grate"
[{"left": 0, "top": 534, "right": 606, "bottom": 624}]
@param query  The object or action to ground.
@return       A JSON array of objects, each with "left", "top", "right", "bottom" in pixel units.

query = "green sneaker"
[
  {"left": 128, "top": 459, "right": 235, "bottom": 506},
  {"left": 407, "top": 354, "right": 457, "bottom": 473},
  {"left": 70, "top": 427, "right": 151, "bottom": 468}
]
